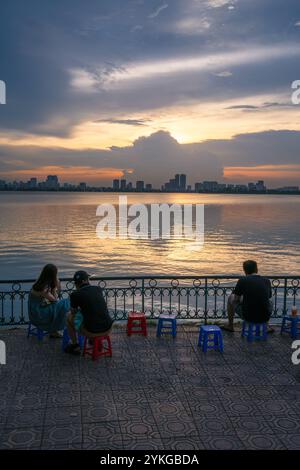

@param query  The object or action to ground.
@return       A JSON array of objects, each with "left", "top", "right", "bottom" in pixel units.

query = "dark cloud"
[
  {"left": 93, "top": 118, "right": 149, "bottom": 126},
  {"left": 0, "top": 0, "right": 300, "bottom": 136},
  {"left": 1, "top": 130, "right": 300, "bottom": 187}
]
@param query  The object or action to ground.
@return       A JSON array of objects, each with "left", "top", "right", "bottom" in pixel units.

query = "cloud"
[
  {"left": 295, "top": 21, "right": 300, "bottom": 27},
  {"left": 93, "top": 118, "right": 149, "bottom": 126},
  {"left": 173, "top": 17, "right": 211, "bottom": 35},
  {"left": 212, "top": 71, "right": 233, "bottom": 77},
  {"left": 79, "top": 43, "right": 300, "bottom": 90},
  {"left": 206, "top": 0, "right": 235, "bottom": 7},
  {"left": 148, "top": 3, "right": 168, "bottom": 19},
  {"left": 226, "top": 102, "right": 294, "bottom": 110},
  {"left": 2, "top": 129, "right": 300, "bottom": 187}
]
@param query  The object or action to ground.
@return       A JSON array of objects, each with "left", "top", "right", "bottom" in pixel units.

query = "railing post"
[
  {"left": 141, "top": 278, "right": 145, "bottom": 313},
  {"left": 204, "top": 277, "right": 208, "bottom": 324},
  {"left": 283, "top": 277, "right": 288, "bottom": 316}
]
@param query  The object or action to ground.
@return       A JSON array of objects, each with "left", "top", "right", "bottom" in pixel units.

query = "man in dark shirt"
[
  {"left": 64, "top": 270, "right": 113, "bottom": 355},
  {"left": 222, "top": 260, "right": 273, "bottom": 333}
]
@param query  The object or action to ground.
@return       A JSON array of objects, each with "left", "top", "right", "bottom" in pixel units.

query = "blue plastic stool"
[
  {"left": 27, "top": 322, "right": 49, "bottom": 341},
  {"left": 198, "top": 325, "right": 223, "bottom": 352},
  {"left": 157, "top": 314, "right": 177, "bottom": 338},
  {"left": 61, "top": 327, "right": 84, "bottom": 351},
  {"left": 241, "top": 321, "right": 267, "bottom": 342},
  {"left": 281, "top": 315, "right": 300, "bottom": 339}
]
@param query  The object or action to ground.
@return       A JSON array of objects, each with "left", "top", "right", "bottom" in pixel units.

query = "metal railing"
[{"left": 0, "top": 275, "right": 299, "bottom": 326}]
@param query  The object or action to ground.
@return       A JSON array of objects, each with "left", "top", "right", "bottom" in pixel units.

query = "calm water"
[{"left": 0, "top": 192, "right": 299, "bottom": 280}]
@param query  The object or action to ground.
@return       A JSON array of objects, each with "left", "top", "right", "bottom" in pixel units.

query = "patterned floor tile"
[
  {"left": 237, "top": 431, "right": 286, "bottom": 450},
  {"left": 119, "top": 417, "right": 161, "bottom": 440},
  {"left": 154, "top": 414, "right": 199, "bottom": 439},
  {"left": 83, "top": 421, "right": 122, "bottom": 444},
  {"left": 42, "top": 424, "right": 82, "bottom": 447},
  {"left": 5, "top": 408, "right": 45, "bottom": 429},
  {"left": 0, "top": 426, "right": 43, "bottom": 449},
  {"left": 44, "top": 406, "right": 82, "bottom": 426},
  {"left": 277, "top": 434, "right": 300, "bottom": 450},
  {"left": 230, "top": 416, "right": 273, "bottom": 434},
  {"left": 201, "top": 435, "right": 245, "bottom": 450},
  {"left": 160, "top": 437, "right": 205, "bottom": 450}
]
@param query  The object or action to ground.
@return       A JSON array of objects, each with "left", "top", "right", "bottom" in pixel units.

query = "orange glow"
[
  {"left": 0, "top": 166, "right": 125, "bottom": 183},
  {"left": 224, "top": 165, "right": 300, "bottom": 182}
]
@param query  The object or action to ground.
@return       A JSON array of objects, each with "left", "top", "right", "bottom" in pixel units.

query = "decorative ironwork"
[{"left": 0, "top": 276, "right": 298, "bottom": 326}]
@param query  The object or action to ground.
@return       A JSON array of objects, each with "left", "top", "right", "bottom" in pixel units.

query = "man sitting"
[
  {"left": 222, "top": 260, "right": 273, "bottom": 333},
  {"left": 64, "top": 270, "right": 113, "bottom": 355}
]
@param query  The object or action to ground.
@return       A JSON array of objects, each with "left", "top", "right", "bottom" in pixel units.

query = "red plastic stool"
[
  {"left": 127, "top": 311, "right": 147, "bottom": 336},
  {"left": 83, "top": 335, "right": 112, "bottom": 361}
]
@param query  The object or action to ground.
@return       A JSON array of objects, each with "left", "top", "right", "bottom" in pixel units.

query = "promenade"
[{"left": 1, "top": 324, "right": 300, "bottom": 450}]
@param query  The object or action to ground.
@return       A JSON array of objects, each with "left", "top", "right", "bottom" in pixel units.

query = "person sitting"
[
  {"left": 64, "top": 270, "right": 113, "bottom": 355},
  {"left": 29, "top": 264, "right": 70, "bottom": 337},
  {"left": 222, "top": 260, "right": 273, "bottom": 333}
]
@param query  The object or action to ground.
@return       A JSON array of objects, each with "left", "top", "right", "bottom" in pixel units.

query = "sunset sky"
[{"left": 1, "top": 0, "right": 300, "bottom": 187}]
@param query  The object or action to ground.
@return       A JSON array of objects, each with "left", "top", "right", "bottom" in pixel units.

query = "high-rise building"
[
  {"left": 45, "top": 175, "right": 59, "bottom": 190},
  {"left": 79, "top": 182, "right": 87, "bottom": 191},
  {"left": 113, "top": 179, "right": 120, "bottom": 191},
  {"left": 120, "top": 179, "right": 126, "bottom": 191},
  {"left": 136, "top": 180, "right": 145, "bottom": 191},
  {"left": 28, "top": 177, "right": 37, "bottom": 189},
  {"left": 179, "top": 174, "right": 186, "bottom": 191},
  {"left": 127, "top": 182, "right": 133, "bottom": 190},
  {"left": 175, "top": 174, "right": 180, "bottom": 190},
  {"left": 145, "top": 183, "right": 152, "bottom": 191}
]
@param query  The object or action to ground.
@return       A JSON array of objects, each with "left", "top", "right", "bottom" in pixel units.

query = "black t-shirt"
[
  {"left": 234, "top": 274, "right": 272, "bottom": 323},
  {"left": 70, "top": 284, "right": 113, "bottom": 333}
]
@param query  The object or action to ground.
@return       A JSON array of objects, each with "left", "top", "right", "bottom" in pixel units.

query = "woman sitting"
[{"left": 28, "top": 264, "right": 70, "bottom": 338}]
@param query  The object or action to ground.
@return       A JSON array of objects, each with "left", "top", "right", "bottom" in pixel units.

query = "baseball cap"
[{"left": 73, "top": 270, "right": 90, "bottom": 283}]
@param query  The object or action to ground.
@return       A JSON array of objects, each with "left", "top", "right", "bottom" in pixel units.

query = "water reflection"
[{"left": 0, "top": 192, "right": 299, "bottom": 279}]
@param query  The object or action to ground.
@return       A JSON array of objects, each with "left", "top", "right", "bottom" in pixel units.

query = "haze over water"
[{"left": 0, "top": 192, "right": 299, "bottom": 280}]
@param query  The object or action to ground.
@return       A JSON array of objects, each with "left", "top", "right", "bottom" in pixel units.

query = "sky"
[{"left": 0, "top": 0, "right": 300, "bottom": 188}]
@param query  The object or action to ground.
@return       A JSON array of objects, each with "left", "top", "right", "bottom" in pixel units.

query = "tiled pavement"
[{"left": 1, "top": 324, "right": 300, "bottom": 450}]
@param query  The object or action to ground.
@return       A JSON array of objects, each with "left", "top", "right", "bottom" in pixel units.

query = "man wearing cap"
[{"left": 64, "top": 270, "right": 113, "bottom": 355}]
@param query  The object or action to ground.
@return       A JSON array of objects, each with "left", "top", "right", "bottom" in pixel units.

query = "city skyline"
[
  {"left": 1, "top": 1, "right": 300, "bottom": 187},
  {"left": 1, "top": 172, "right": 299, "bottom": 194}
]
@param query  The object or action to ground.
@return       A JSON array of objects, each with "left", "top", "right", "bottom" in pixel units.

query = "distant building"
[
  {"left": 175, "top": 174, "right": 180, "bottom": 190},
  {"left": 45, "top": 175, "right": 59, "bottom": 190},
  {"left": 136, "top": 180, "right": 145, "bottom": 191},
  {"left": 145, "top": 183, "right": 152, "bottom": 191},
  {"left": 203, "top": 181, "right": 219, "bottom": 192},
  {"left": 120, "top": 179, "right": 126, "bottom": 191},
  {"left": 79, "top": 182, "right": 87, "bottom": 191},
  {"left": 127, "top": 182, "right": 133, "bottom": 190},
  {"left": 195, "top": 182, "right": 203, "bottom": 192},
  {"left": 256, "top": 180, "right": 266, "bottom": 192},
  {"left": 277, "top": 186, "right": 299, "bottom": 193},
  {"left": 179, "top": 174, "right": 186, "bottom": 191},
  {"left": 28, "top": 177, "right": 37, "bottom": 189},
  {"left": 113, "top": 179, "right": 119, "bottom": 191}
]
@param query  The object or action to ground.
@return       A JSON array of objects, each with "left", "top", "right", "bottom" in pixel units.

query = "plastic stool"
[
  {"left": 157, "top": 314, "right": 177, "bottom": 338},
  {"left": 27, "top": 322, "right": 49, "bottom": 341},
  {"left": 198, "top": 325, "right": 223, "bottom": 352},
  {"left": 281, "top": 315, "right": 300, "bottom": 339},
  {"left": 241, "top": 321, "right": 267, "bottom": 342},
  {"left": 83, "top": 335, "right": 112, "bottom": 361},
  {"left": 61, "top": 327, "right": 84, "bottom": 351},
  {"left": 127, "top": 311, "right": 147, "bottom": 336}
]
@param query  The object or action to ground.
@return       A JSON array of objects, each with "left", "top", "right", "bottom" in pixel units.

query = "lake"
[{"left": 0, "top": 192, "right": 299, "bottom": 280}]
